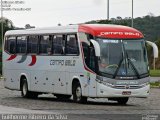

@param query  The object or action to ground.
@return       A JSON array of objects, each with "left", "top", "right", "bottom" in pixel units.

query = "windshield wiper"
[
  {"left": 113, "top": 53, "right": 123, "bottom": 79},
  {"left": 124, "top": 44, "right": 140, "bottom": 79},
  {"left": 127, "top": 56, "right": 140, "bottom": 79},
  {"left": 113, "top": 41, "right": 141, "bottom": 79}
]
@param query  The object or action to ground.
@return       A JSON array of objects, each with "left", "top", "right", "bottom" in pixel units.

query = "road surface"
[{"left": 0, "top": 79, "right": 160, "bottom": 120}]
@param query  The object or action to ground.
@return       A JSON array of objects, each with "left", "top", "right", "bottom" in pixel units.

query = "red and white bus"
[{"left": 3, "top": 24, "right": 154, "bottom": 104}]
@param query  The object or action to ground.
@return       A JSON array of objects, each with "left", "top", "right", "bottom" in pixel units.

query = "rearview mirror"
[{"left": 146, "top": 41, "right": 158, "bottom": 58}]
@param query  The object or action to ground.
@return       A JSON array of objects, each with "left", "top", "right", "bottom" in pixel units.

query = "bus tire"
[
  {"left": 117, "top": 97, "right": 129, "bottom": 105},
  {"left": 21, "top": 79, "right": 38, "bottom": 99},
  {"left": 73, "top": 82, "right": 87, "bottom": 103}
]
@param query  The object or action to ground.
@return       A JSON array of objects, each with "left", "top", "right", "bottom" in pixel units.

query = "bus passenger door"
[
  {"left": 82, "top": 42, "right": 97, "bottom": 97},
  {"left": 88, "top": 47, "right": 97, "bottom": 97}
]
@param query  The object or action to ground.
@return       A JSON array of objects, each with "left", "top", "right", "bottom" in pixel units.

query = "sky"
[{"left": 2, "top": 0, "right": 160, "bottom": 28}]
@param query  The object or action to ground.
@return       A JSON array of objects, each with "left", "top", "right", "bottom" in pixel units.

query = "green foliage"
[
  {"left": 150, "top": 82, "right": 160, "bottom": 88},
  {"left": 86, "top": 19, "right": 129, "bottom": 26},
  {"left": 0, "top": 17, "right": 14, "bottom": 46},
  {"left": 0, "top": 17, "right": 14, "bottom": 74},
  {"left": 150, "top": 70, "right": 160, "bottom": 77}
]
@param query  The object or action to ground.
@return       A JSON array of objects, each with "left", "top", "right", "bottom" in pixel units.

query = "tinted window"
[
  {"left": 17, "top": 36, "right": 27, "bottom": 54},
  {"left": 28, "top": 36, "right": 39, "bottom": 54},
  {"left": 5, "top": 36, "right": 16, "bottom": 54},
  {"left": 39, "top": 35, "right": 50, "bottom": 54},
  {"left": 52, "top": 35, "right": 65, "bottom": 55},
  {"left": 66, "top": 34, "right": 79, "bottom": 55},
  {"left": 89, "top": 47, "right": 96, "bottom": 72},
  {"left": 82, "top": 42, "right": 89, "bottom": 66}
]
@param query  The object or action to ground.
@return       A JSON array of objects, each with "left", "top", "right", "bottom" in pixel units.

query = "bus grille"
[{"left": 113, "top": 85, "right": 142, "bottom": 89}]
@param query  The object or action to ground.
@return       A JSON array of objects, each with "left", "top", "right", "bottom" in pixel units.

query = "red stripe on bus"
[
  {"left": 7, "top": 55, "right": 17, "bottom": 61},
  {"left": 28, "top": 55, "right": 37, "bottom": 66}
]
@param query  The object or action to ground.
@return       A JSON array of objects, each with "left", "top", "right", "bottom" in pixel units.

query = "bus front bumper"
[{"left": 96, "top": 83, "right": 150, "bottom": 98}]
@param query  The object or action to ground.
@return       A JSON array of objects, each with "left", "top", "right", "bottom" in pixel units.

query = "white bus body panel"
[{"left": 3, "top": 25, "right": 150, "bottom": 99}]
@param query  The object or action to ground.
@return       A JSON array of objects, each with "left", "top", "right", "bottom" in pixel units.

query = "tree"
[
  {"left": 0, "top": 17, "right": 14, "bottom": 74},
  {"left": 0, "top": 17, "right": 14, "bottom": 46}
]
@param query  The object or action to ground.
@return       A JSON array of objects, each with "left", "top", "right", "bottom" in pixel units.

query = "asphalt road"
[
  {"left": 0, "top": 79, "right": 160, "bottom": 120},
  {"left": 150, "top": 77, "right": 160, "bottom": 82}
]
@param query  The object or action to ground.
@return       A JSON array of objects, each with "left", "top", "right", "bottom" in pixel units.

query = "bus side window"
[
  {"left": 5, "top": 36, "right": 16, "bottom": 54},
  {"left": 89, "top": 47, "right": 96, "bottom": 72},
  {"left": 82, "top": 42, "right": 90, "bottom": 67},
  {"left": 16, "top": 36, "right": 27, "bottom": 54},
  {"left": 39, "top": 35, "right": 50, "bottom": 54},
  {"left": 28, "top": 36, "right": 39, "bottom": 54},
  {"left": 52, "top": 35, "right": 65, "bottom": 55},
  {"left": 66, "top": 34, "right": 79, "bottom": 55},
  {"left": 82, "top": 42, "right": 96, "bottom": 72}
]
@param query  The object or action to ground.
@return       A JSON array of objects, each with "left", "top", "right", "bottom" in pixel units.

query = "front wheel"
[{"left": 73, "top": 83, "right": 87, "bottom": 103}]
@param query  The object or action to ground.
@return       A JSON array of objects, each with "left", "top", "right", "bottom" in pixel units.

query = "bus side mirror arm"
[
  {"left": 90, "top": 39, "right": 100, "bottom": 57},
  {"left": 146, "top": 41, "right": 158, "bottom": 58},
  {"left": 146, "top": 40, "right": 158, "bottom": 70}
]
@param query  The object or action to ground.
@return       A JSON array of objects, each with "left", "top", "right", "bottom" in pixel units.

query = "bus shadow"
[
  {"left": 5, "top": 96, "right": 134, "bottom": 107},
  {"left": 35, "top": 96, "right": 134, "bottom": 107},
  {"left": 3, "top": 96, "right": 136, "bottom": 107}
]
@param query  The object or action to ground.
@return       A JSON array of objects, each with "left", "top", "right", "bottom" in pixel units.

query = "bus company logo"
[
  {"left": 125, "top": 85, "right": 130, "bottom": 89},
  {"left": 99, "top": 32, "right": 142, "bottom": 37},
  {"left": 6, "top": 55, "right": 37, "bottom": 66}
]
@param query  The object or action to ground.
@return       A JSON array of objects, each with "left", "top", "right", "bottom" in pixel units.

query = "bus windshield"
[{"left": 97, "top": 38, "right": 149, "bottom": 79}]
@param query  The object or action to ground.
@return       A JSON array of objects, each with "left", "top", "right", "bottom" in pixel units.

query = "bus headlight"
[
  {"left": 140, "top": 82, "right": 149, "bottom": 87},
  {"left": 96, "top": 75, "right": 113, "bottom": 87}
]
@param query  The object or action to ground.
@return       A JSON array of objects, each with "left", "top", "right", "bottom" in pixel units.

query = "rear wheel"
[
  {"left": 73, "top": 82, "right": 87, "bottom": 103},
  {"left": 21, "top": 79, "right": 38, "bottom": 98}
]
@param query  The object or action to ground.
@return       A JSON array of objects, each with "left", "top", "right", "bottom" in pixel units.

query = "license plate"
[{"left": 122, "top": 91, "right": 131, "bottom": 95}]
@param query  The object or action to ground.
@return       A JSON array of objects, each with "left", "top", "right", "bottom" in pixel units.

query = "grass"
[
  {"left": 150, "top": 69, "right": 160, "bottom": 77},
  {"left": 150, "top": 81, "right": 160, "bottom": 88}
]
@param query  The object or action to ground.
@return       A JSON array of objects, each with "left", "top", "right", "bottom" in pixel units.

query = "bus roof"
[
  {"left": 5, "top": 25, "right": 79, "bottom": 36},
  {"left": 5, "top": 24, "right": 144, "bottom": 39},
  {"left": 78, "top": 24, "right": 144, "bottom": 39}
]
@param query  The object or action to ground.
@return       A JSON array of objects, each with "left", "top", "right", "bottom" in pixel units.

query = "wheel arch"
[
  {"left": 72, "top": 77, "right": 81, "bottom": 94},
  {"left": 19, "top": 73, "right": 29, "bottom": 91}
]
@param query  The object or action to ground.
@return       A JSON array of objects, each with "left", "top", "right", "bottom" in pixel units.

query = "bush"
[{"left": 150, "top": 69, "right": 160, "bottom": 77}]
